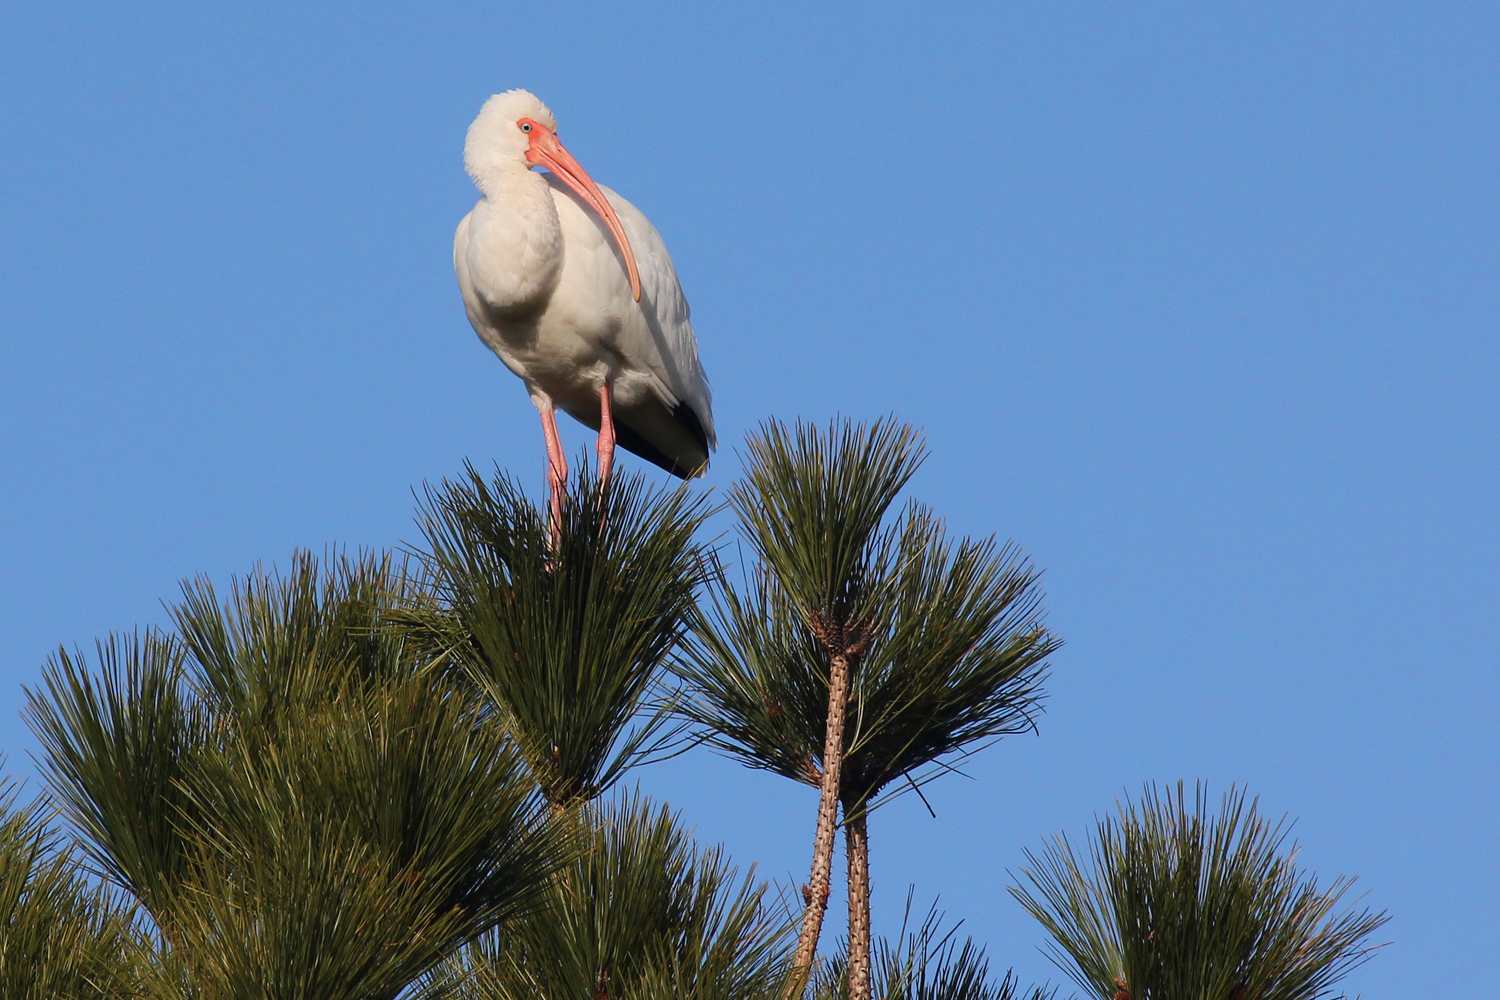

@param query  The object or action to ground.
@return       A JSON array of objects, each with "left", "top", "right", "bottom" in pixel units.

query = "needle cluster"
[
  {"left": 422, "top": 793, "right": 793, "bottom": 1000},
  {"left": 811, "top": 899, "right": 1057, "bottom": 1000},
  {"left": 404, "top": 463, "right": 712, "bottom": 808},
  {"left": 0, "top": 776, "right": 145, "bottom": 998},
  {"left": 1010, "top": 782, "right": 1390, "bottom": 1000},
  {"left": 25, "top": 552, "right": 566, "bottom": 1000}
]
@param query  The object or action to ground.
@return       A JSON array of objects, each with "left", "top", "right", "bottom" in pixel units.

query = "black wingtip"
[
  {"left": 615, "top": 422, "right": 703, "bottom": 480},
  {"left": 671, "top": 401, "right": 712, "bottom": 459},
  {"left": 611, "top": 402, "right": 713, "bottom": 480}
]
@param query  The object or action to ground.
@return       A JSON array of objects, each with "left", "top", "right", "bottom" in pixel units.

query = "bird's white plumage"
[{"left": 455, "top": 90, "right": 714, "bottom": 478}]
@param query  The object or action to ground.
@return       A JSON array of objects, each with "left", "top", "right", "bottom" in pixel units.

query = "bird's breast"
[{"left": 460, "top": 187, "right": 565, "bottom": 316}]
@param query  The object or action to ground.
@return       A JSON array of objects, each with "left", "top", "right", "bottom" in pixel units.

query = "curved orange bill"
[{"left": 527, "top": 126, "right": 642, "bottom": 302}]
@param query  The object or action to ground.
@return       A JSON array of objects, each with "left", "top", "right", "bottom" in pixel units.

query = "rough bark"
[
  {"left": 789, "top": 650, "right": 853, "bottom": 986},
  {"left": 845, "top": 807, "right": 872, "bottom": 1000}
]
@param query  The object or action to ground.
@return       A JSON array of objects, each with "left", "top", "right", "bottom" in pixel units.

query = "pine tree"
[
  {"left": 1010, "top": 782, "right": 1390, "bottom": 1000},
  {"left": 680, "top": 418, "right": 1056, "bottom": 998},
  {"left": 26, "top": 552, "right": 565, "bottom": 1000},
  {"left": 7, "top": 445, "right": 1390, "bottom": 1000},
  {"left": 703, "top": 418, "right": 924, "bottom": 986},
  {"left": 402, "top": 464, "right": 794, "bottom": 998},
  {"left": 403, "top": 463, "right": 712, "bottom": 810}
]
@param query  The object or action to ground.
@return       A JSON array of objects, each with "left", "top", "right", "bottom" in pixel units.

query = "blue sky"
[{"left": 2, "top": 2, "right": 1496, "bottom": 994}]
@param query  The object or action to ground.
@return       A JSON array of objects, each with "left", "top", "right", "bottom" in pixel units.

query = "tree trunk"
[
  {"left": 845, "top": 806, "right": 872, "bottom": 1000},
  {"left": 789, "top": 650, "right": 854, "bottom": 987}
]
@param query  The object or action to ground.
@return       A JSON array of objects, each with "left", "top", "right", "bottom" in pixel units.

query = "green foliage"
[
  {"left": 155, "top": 682, "right": 559, "bottom": 1000},
  {"left": 421, "top": 793, "right": 794, "bottom": 1000},
  {"left": 811, "top": 901, "right": 1054, "bottom": 1000},
  {"left": 682, "top": 566, "right": 829, "bottom": 786},
  {"left": 0, "top": 777, "right": 146, "bottom": 999},
  {"left": 682, "top": 417, "right": 1058, "bottom": 992},
  {"left": 681, "top": 502, "right": 1058, "bottom": 814},
  {"left": 9, "top": 445, "right": 1391, "bottom": 1000},
  {"left": 838, "top": 506, "right": 1057, "bottom": 814},
  {"left": 406, "top": 463, "right": 712, "bottom": 807},
  {"left": 171, "top": 549, "right": 429, "bottom": 719},
  {"left": 677, "top": 417, "right": 937, "bottom": 789},
  {"left": 1010, "top": 782, "right": 1389, "bottom": 1000},
  {"left": 26, "top": 629, "right": 202, "bottom": 919},
  {"left": 26, "top": 551, "right": 566, "bottom": 1000},
  {"left": 730, "top": 417, "right": 925, "bottom": 644}
]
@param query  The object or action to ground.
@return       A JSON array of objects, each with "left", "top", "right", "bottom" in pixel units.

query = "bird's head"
[
  {"left": 464, "top": 89, "right": 641, "bottom": 301},
  {"left": 464, "top": 89, "right": 558, "bottom": 177}
]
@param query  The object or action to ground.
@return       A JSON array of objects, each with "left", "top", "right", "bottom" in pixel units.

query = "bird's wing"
[{"left": 596, "top": 183, "right": 716, "bottom": 450}]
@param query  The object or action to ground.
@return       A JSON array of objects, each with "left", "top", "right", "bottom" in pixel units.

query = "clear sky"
[{"left": 2, "top": 2, "right": 1495, "bottom": 994}]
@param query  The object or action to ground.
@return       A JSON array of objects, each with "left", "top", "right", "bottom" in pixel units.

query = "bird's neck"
[{"left": 469, "top": 168, "right": 565, "bottom": 312}]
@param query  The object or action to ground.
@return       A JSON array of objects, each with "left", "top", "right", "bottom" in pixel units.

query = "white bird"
[{"left": 454, "top": 89, "right": 714, "bottom": 527}]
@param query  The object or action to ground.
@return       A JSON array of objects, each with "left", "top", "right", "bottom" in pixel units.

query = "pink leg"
[
  {"left": 597, "top": 382, "right": 616, "bottom": 488},
  {"left": 540, "top": 406, "right": 568, "bottom": 541}
]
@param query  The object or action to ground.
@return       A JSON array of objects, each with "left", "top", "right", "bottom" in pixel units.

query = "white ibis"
[{"left": 454, "top": 89, "right": 715, "bottom": 528}]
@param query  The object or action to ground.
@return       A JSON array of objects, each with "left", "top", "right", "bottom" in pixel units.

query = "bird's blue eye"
[{"left": 520, "top": 122, "right": 532, "bottom": 132}]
